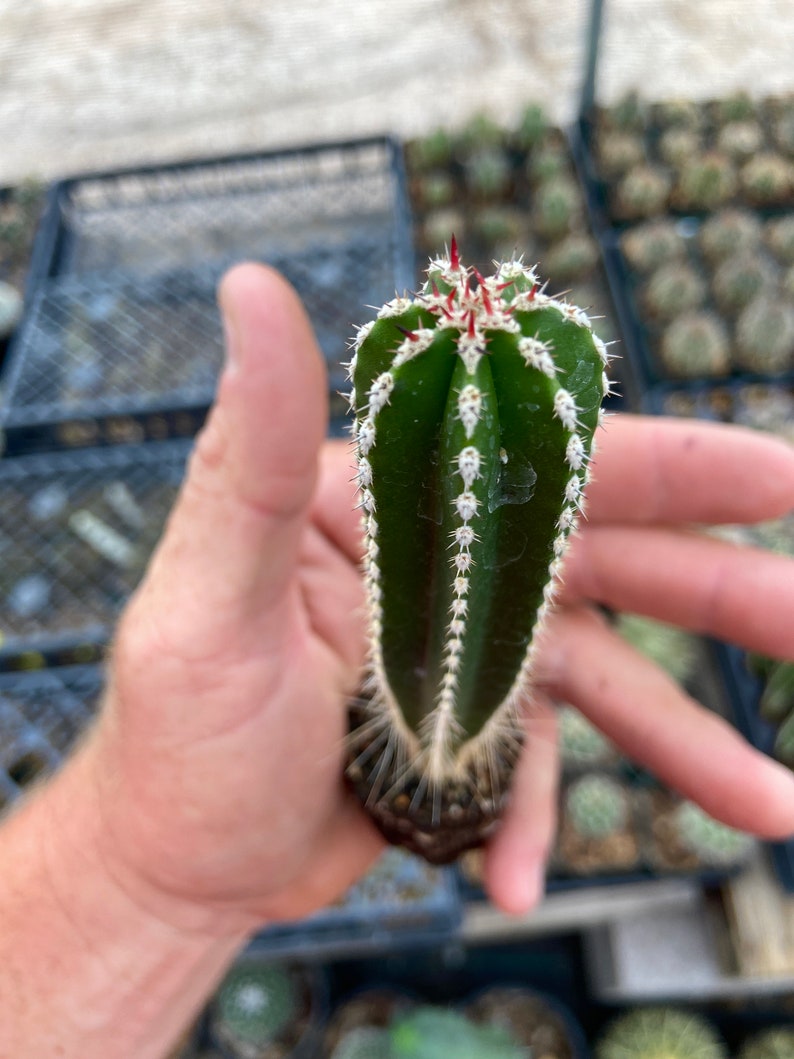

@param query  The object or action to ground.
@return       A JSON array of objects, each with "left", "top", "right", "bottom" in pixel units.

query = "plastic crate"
[
  {"left": 0, "top": 440, "right": 190, "bottom": 660},
  {"left": 248, "top": 848, "right": 462, "bottom": 960},
  {"left": 0, "top": 665, "right": 104, "bottom": 812},
  {"left": 1, "top": 138, "right": 414, "bottom": 454}
]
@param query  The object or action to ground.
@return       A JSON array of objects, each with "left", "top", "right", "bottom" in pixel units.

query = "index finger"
[{"left": 588, "top": 414, "right": 794, "bottom": 526}]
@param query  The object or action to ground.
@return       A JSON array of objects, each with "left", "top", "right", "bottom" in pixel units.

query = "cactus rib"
[{"left": 345, "top": 240, "right": 609, "bottom": 862}]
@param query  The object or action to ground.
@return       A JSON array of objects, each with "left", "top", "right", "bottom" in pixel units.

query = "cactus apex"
[{"left": 346, "top": 245, "right": 609, "bottom": 862}]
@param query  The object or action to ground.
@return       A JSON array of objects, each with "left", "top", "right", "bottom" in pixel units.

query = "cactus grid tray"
[
  {"left": 0, "top": 439, "right": 191, "bottom": 660},
  {"left": 1, "top": 137, "right": 414, "bottom": 454},
  {"left": 0, "top": 665, "right": 104, "bottom": 814},
  {"left": 249, "top": 847, "right": 462, "bottom": 960}
]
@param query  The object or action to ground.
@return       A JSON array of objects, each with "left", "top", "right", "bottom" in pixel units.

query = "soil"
[{"left": 464, "top": 986, "right": 580, "bottom": 1059}]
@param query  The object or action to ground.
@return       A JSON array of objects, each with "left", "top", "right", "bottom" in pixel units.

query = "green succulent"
[
  {"left": 532, "top": 176, "right": 583, "bottom": 239},
  {"left": 604, "top": 90, "right": 646, "bottom": 132},
  {"left": 456, "top": 111, "right": 507, "bottom": 154},
  {"left": 596, "top": 1006, "right": 727, "bottom": 1059},
  {"left": 735, "top": 295, "right": 794, "bottom": 374},
  {"left": 716, "top": 90, "right": 758, "bottom": 124},
  {"left": 717, "top": 120, "right": 764, "bottom": 162},
  {"left": 759, "top": 659, "right": 794, "bottom": 724},
  {"left": 621, "top": 220, "right": 686, "bottom": 274},
  {"left": 597, "top": 131, "right": 646, "bottom": 178},
  {"left": 615, "top": 614, "right": 701, "bottom": 685},
  {"left": 463, "top": 147, "right": 513, "bottom": 200},
  {"left": 740, "top": 153, "right": 794, "bottom": 206},
  {"left": 766, "top": 215, "right": 794, "bottom": 265},
  {"left": 390, "top": 1006, "right": 527, "bottom": 1059},
  {"left": 211, "top": 960, "right": 303, "bottom": 1058},
  {"left": 558, "top": 705, "right": 615, "bottom": 768},
  {"left": 407, "top": 129, "right": 456, "bottom": 173},
  {"left": 642, "top": 262, "right": 707, "bottom": 321},
  {"left": 527, "top": 142, "right": 570, "bottom": 184},
  {"left": 775, "top": 709, "right": 794, "bottom": 769},
  {"left": 739, "top": 1027, "right": 794, "bottom": 1059},
  {"left": 545, "top": 233, "right": 599, "bottom": 282},
  {"left": 658, "top": 127, "right": 702, "bottom": 168},
  {"left": 652, "top": 98, "right": 703, "bottom": 130},
  {"left": 615, "top": 164, "right": 672, "bottom": 220},
  {"left": 658, "top": 311, "right": 731, "bottom": 378},
  {"left": 673, "top": 801, "right": 753, "bottom": 866},
  {"left": 513, "top": 102, "right": 547, "bottom": 151},
  {"left": 331, "top": 1026, "right": 392, "bottom": 1059},
  {"left": 415, "top": 171, "right": 456, "bottom": 210},
  {"left": 699, "top": 209, "right": 763, "bottom": 265},
  {"left": 564, "top": 773, "right": 629, "bottom": 840},
  {"left": 711, "top": 253, "right": 778, "bottom": 315},
  {"left": 673, "top": 152, "right": 737, "bottom": 212}
]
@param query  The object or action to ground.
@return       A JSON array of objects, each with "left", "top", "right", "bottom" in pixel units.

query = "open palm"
[{"left": 89, "top": 264, "right": 794, "bottom": 932}]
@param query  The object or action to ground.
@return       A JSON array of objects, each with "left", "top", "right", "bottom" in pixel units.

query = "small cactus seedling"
[
  {"left": 712, "top": 253, "right": 778, "bottom": 316},
  {"left": 735, "top": 295, "right": 794, "bottom": 374},
  {"left": 558, "top": 706, "right": 615, "bottom": 768},
  {"left": 672, "top": 151, "right": 737, "bottom": 212},
  {"left": 766, "top": 215, "right": 794, "bottom": 266},
  {"left": 330, "top": 1026, "right": 391, "bottom": 1059},
  {"left": 642, "top": 262, "right": 707, "bottom": 322},
  {"left": 564, "top": 773, "right": 629, "bottom": 840},
  {"left": 596, "top": 1007, "right": 727, "bottom": 1059},
  {"left": 390, "top": 1006, "right": 528, "bottom": 1059},
  {"left": 621, "top": 220, "right": 686, "bottom": 275},
  {"left": 531, "top": 176, "right": 583, "bottom": 239},
  {"left": 545, "top": 233, "right": 599, "bottom": 283},
  {"left": 658, "top": 311, "right": 731, "bottom": 379},
  {"left": 615, "top": 614, "right": 700, "bottom": 685},
  {"left": 210, "top": 960, "right": 304, "bottom": 1059},
  {"left": 345, "top": 240, "right": 609, "bottom": 863},
  {"left": 739, "top": 1027, "right": 794, "bottom": 1059},
  {"left": 699, "top": 209, "right": 763, "bottom": 265},
  {"left": 658, "top": 127, "right": 702, "bottom": 168},
  {"left": 673, "top": 800, "right": 754, "bottom": 866},
  {"left": 597, "top": 130, "right": 646, "bottom": 178},
  {"left": 717, "top": 120, "right": 764, "bottom": 162},
  {"left": 614, "top": 164, "right": 672, "bottom": 220},
  {"left": 740, "top": 153, "right": 794, "bottom": 207}
]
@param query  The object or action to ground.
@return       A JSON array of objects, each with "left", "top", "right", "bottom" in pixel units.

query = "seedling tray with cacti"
[
  {"left": 0, "top": 440, "right": 191, "bottom": 661},
  {"left": 577, "top": 90, "right": 794, "bottom": 230},
  {"left": 646, "top": 380, "right": 794, "bottom": 890},
  {"left": 404, "top": 109, "right": 632, "bottom": 409},
  {"left": 1, "top": 138, "right": 414, "bottom": 455},
  {"left": 248, "top": 848, "right": 462, "bottom": 960},
  {"left": 596, "top": 209, "right": 794, "bottom": 389},
  {"left": 0, "top": 665, "right": 104, "bottom": 817}
]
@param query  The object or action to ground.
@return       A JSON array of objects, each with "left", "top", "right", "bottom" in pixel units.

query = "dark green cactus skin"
[{"left": 345, "top": 243, "right": 610, "bottom": 862}]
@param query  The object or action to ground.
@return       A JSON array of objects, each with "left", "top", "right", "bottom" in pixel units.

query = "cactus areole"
[{"left": 346, "top": 240, "right": 610, "bottom": 863}]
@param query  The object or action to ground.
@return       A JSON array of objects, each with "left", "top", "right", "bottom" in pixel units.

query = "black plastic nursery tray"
[
  {"left": 1, "top": 138, "right": 414, "bottom": 454},
  {"left": 249, "top": 847, "right": 462, "bottom": 960},
  {"left": 0, "top": 440, "right": 190, "bottom": 661},
  {"left": 0, "top": 665, "right": 104, "bottom": 813}
]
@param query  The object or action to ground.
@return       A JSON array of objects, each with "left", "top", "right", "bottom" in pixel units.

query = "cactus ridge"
[{"left": 346, "top": 240, "right": 610, "bottom": 861}]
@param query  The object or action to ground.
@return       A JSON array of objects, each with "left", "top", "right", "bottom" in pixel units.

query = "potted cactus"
[
  {"left": 739, "top": 1027, "right": 794, "bottom": 1059},
  {"left": 555, "top": 771, "right": 641, "bottom": 875},
  {"left": 344, "top": 240, "right": 610, "bottom": 863},
  {"left": 595, "top": 1006, "right": 727, "bottom": 1059}
]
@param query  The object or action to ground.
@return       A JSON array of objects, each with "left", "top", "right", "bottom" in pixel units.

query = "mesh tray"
[
  {"left": 1, "top": 138, "right": 414, "bottom": 453},
  {"left": 0, "top": 440, "right": 190, "bottom": 657},
  {"left": 0, "top": 665, "right": 104, "bottom": 813}
]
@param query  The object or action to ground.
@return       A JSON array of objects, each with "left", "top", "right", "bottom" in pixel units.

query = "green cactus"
[
  {"left": 673, "top": 801, "right": 753, "bottom": 866},
  {"left": 658, "top": 311, "right": 731, "bottom": 378},
  {"left": 331, "top": 1026, "right": 392, "bottom": 1059},
  {"left": 345, "top": 240, "right": 609, "bottom": 863},
  {"left": 717, "top": 120, "right": 764, "bottom": 162},
  {"left": 759, "top": 660, "right": 794, "bottom": 724},
  {"left": 699, "top": 209, "right": 763, "bottom": 265},
  {"left": 544, "top": 233, "right": 599, "bottom": 282},
  {"left": 564, "top": 773, "right": 629, "bottom": 840},
  {"left": 711, "top": 253, "right": 778, "bottom": 316},
  {"left": 673, "top": 152, "right": 737, "bottom": 212},
  {"left": 716, "top": 90, "right": 757, "bottom": 124},
  {"left": 596, "top": 1007, "right": 727, "bottom": 1059},
  {"left": 766, "top": 215, "right": 794, "bottom": 265},
  {"left": 775, "top": 709, "right": 794, "bottom": 769},
  {"left": 735, "top": 295, "right": 794, "bottom": 374},
  {"left": 558, "top": 705, "right": 615, "bottom": 768},
  {"left": 597, "top": 130, "right": 646, "bottom": 178},
  {"left": 621, "top": 220, "right": 686, "bottom": 274},
  {"left": 531, "top": 176, "right": 583, "bottom": 239},
  {"left": 615, "top": 164, "right": 672, "bottom": 220},
  {"left": 739, "top": 1028, "right": 794, "bottom": 1059},
  {"left": 740, "top": 153, "right": 794, "bottom": 206},
  {"left": 462, "top": 147, "right": 513, "bottom": 200},
  {"left": 527, "top": 141, "right": 570, "bottom": 184},
  {"left": 390, "top": 1006, "right": 527, "bottom": 1059},
  {"left": 658, "top": 127, "right": 702, "bottom": 168},
  {"left": 513, "top": 102, "right": 547, "bottom": 151},
  {"left": 642, "top": 262, "right": 707, "bottom": 322},
  {"left": 652, "top": 98, "right": 703, "bottom": 130},
  {"left": 210, "top": 960, "right": 303, "bottom": 1058},
  {"left": 614, "top": 614, "right": 700, "bottom": 686}
]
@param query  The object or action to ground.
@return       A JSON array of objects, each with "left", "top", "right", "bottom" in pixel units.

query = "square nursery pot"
[
  {"left": 247, "top": 848, "right": 462, "bottom": 961},
  {"left": 0, "top": 138, "right": 414, "bottom": 454},
  {"left": 0, "top": 439, "right": 191, "bottom": 663},
  {"left": 0, "top": 664, "right": 104, "bottom": 815}
]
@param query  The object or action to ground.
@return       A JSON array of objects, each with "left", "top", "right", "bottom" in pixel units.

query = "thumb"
[{"left": 133, "top": 262, "right": 328, "bottom": 655}]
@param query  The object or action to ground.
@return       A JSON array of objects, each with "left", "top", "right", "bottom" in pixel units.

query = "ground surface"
[{"left": 1, "top": 0, "right": 793, "bottom": 185}]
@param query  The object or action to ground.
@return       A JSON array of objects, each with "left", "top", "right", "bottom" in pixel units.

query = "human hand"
[{"left": 82, "top": 263, "right": 794, "bottom": 934}]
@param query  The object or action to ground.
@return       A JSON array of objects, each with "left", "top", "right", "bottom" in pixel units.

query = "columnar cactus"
[{"left": 345, "top": 240, "right": 610, "bottom": 863}]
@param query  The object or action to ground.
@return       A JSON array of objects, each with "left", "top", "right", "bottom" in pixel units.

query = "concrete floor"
[{"left": 1, "top": 0, "right": 793, "bottom": 185}]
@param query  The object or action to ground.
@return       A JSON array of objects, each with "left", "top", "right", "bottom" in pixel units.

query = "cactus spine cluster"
[{"left": 346, "top": 240, "right": 610, "bottom": 863}]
